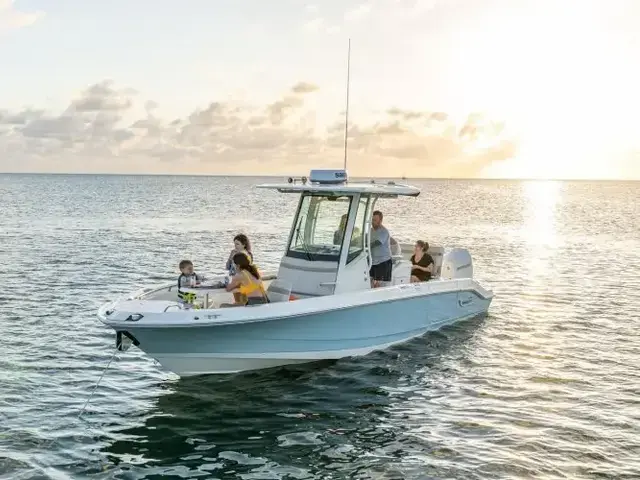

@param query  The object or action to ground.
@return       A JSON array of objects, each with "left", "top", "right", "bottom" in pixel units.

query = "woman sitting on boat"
[
  {"left": 410, "top": 240, "right": 434, "bottom": 282},
  {"left": 224, "top": 252, "right": 269, "bottom": 306},
  {"left": 225, "top": 233, "right": 253, "bottom": 275}
]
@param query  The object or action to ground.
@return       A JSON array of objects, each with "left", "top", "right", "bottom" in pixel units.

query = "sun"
[{"left": 444, "top": 1, "right": 639, "bottom": 179}]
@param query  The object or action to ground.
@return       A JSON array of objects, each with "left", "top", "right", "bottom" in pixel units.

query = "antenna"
[{"left": 343, "top": 38, "right": 351, "bottom": 171}]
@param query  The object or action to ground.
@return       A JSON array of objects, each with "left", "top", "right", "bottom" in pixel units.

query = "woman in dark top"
[{"left": 410, "top": 240, "right": 434, "bottom": 282}]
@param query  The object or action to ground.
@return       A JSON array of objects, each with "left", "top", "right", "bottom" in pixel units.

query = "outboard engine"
[{"left": 440, "top": 248, "right": 473, "bottom": 280}]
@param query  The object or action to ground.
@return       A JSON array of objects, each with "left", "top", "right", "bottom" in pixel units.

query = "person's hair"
[
  {"left": 415, "top": 240, "right": 429, "bottom": 252},
  {"left": 179, "top": 259, "right": 193, "bottom": 270},
  {"left": 234, "top": 233, "right": 252, "bottom": 253},
  {"left": 233, "top": 252, "right": 260, "bottom": 280},
  {"left": 372, "top": 210, "right": 383, "bottom": 220}
]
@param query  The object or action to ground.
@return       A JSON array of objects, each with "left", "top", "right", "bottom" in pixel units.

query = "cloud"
[
  {"left": 16, "top": 81, "right": 134, "bottom": 147},
  {"left": 344, "top": 3, "right": 372, "bottom": 22},
  {"left": 302, "top": 2, "right": 373, "bottom": 34},
  {"left": 0, "top": 108, "right": 44, "bottom": 125},
  {"left": 301, "top": 0, "right": 445, "bottom": 36},
  {"left": 0, "top": 79, "right": 517, "bottom": 176},
  {"left": 266, "top": 96, "right": 305, "bottom": 125},
  {"left": 0, "top": 0, "right": 44, "bottom": 34},
  {"left": 387, "top": 107, "right": 426, "bottom": 121},
  {"left": 407, "top": 0, "right": 439, "bottom": 15},
  {"left": 292, "top": 82, "right": 319, "bottom": 94},
  {"left": 302, "top": 17, "right": 325, "bottom": 33},
  {"left": 72, "top": 80, "right": 135, "bottom": 112},
  {"left": 325, "top": 109, "right": 516, "bottom": 176}
]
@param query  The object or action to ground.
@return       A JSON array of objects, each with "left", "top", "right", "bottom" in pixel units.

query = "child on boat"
[{"left": 177, "top": 259, "right": 206, "bottom": 307}]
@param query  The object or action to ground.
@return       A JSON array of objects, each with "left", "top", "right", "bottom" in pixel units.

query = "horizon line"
[{"left": 0, "top": 171, "right": 638, "bottom": 182}]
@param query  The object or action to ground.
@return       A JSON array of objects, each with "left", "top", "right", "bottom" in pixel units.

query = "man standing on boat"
[{"left": 369, "top": 210, "right": 395, "bottom": 288}]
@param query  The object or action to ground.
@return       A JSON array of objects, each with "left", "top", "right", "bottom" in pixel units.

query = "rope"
[
  {"left": 77, "top": 345, "right": 119, "bottom": 421},
  {"left": 23, "top": 345, "right": 120, "bottom": 474}
]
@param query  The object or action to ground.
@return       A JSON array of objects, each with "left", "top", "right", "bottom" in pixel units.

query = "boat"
[
  {"left": 96, "top": 41, "right": 493, "bottom": 376},
  {"left": 96, "top": 168, "right": 493, "bottom": 376}
]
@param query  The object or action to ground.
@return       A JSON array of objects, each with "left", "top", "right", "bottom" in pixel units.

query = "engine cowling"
[{"left": 440, "top": 248, "right": 474, "bottom": 280}]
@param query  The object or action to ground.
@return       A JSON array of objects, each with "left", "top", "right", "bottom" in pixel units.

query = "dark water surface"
[{"left": 1, "top": 174, "right": 639, "bottom": 479}]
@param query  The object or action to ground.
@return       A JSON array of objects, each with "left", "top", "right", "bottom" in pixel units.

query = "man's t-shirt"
[{"left": 370, "top": 225, "right": 391, "bottom": 265}]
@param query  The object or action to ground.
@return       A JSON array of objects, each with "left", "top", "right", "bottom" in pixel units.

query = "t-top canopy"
[{"left": 257, "top": 169, "right": 421, "bottom": 198}]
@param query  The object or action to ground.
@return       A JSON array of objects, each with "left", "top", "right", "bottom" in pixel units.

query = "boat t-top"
[{"left": 97, "top": 168, "right": 493, "bottom": 376}]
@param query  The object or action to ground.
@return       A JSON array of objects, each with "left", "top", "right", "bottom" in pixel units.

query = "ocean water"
[{"left": 1, "top": 174, "right": 639, "bottom": 480}]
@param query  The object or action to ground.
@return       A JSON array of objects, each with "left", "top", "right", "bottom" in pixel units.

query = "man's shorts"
[{"left": 369, "top": 258, "right": 393, "bottom": 282}]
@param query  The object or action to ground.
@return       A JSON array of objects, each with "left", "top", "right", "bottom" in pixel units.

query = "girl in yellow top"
[{"left": 224, "top": 252, "right": 268, "bottom": 306}]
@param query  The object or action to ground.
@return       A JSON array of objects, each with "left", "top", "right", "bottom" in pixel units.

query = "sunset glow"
[{"left": 0, "top": 0, "right": 637, "bottom": 179}]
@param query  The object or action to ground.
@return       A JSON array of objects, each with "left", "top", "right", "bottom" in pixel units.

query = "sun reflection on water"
[
  {"left": 522, "top": 180, "right": 561, "bottom": 247},
  {"left": 521, "top": 180, "right": 562, "bottom": 279}
]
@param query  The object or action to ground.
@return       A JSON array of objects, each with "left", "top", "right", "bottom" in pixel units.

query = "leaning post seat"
[{"left": 266, "top": 279, "right": 293, "bottom": 303}]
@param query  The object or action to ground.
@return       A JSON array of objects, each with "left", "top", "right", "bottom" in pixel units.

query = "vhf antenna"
[{"left": 343, "top": 38, "right": 351, "bottom": 171}]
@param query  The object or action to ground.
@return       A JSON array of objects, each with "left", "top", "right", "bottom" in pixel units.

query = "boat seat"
[
  {"left": 390, "top": 239, "right": 401, "bottom": 255},
  {"left": 266, "top": 279, "right": 292, "bottom": 303},
  {"left": 428, "top": 246, "right": 444, "bottom": 278},
  {"left": 391, "top": 239, "right": 404, "bottom": 265}
]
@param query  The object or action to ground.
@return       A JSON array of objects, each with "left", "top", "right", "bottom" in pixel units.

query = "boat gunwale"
[{"left": 98, "top": 278, "right": 493, "bottom": 329}]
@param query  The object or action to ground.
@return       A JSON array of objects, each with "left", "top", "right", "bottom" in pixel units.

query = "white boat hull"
[
  {"left": 148, "top": 312, "right": 481, "bottom": 375},
  {"left": 99, "top": 279, "right": 492, "bottom": 376}
]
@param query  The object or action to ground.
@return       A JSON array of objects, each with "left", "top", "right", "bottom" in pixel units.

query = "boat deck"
[{"left": 138, "top": 243, "right": 444, "bottom": 308}]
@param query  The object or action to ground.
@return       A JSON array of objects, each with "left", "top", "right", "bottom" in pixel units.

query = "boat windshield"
[{"left": 287, "top": 193, "right": 353, "bottom": 262}]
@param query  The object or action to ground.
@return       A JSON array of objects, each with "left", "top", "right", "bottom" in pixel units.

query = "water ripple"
[{"left": 1, "top": 175, "right": 639, "bottom": 479}]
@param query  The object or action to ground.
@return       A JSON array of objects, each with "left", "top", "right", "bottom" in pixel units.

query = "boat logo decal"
[{"left": 458, "top": 297, "right": 473, "bottom": 306}]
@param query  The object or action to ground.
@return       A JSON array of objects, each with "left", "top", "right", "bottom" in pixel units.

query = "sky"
[{"left": 0, "top": 0, "right": 638, "bottom": 179}]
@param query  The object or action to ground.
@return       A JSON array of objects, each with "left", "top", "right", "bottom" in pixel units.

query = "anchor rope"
[
  {"left": 25, "top": 344, "right": 121, "bottom": 474},
  {"left": 74, "top": 344, "right": 122, "bottom": 473},
  {"left": 78, "top": 344, "right": 120, "bottom": 420}
]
